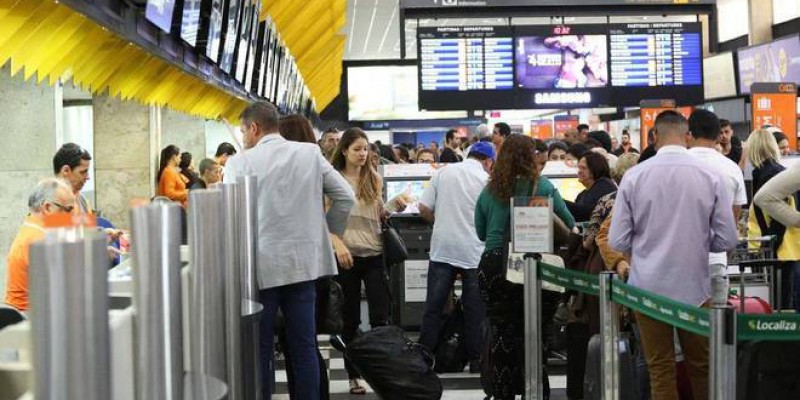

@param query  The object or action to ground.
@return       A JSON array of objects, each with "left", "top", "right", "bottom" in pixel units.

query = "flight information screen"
[
  {"left": 610, "top": 23, "right": 702, "bottom": 87},
  {"left": 419, "top": 26, "right": 514, "bottom": 91}
]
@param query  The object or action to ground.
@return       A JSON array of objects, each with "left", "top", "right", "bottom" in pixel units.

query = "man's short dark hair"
[
  {"left": 493, "top": 122, "right": 511, "bottom": 137},
  {"left": 719, "top": 119, "right": 732, "bottom": 129},
  {"left": 588, "top": 130, "right": 612, "bottom": 152},
  {"left": 198, "top": 158, "right": 219, "bottom": 175},
  {"left": 533, "top": 139, "right": 548, "bottom": 154},
  {"left": 577, "top": 124, "right": 590, "bottom": 132},
  {"left": 654, "top": 110, "right": 689, "bottom": 137},
  {"left": 689, "top": 109, "right": 721, "bottom": 141},
  {"left": 585, "top": 138, "right": 603, "bottom": 149},
  {"left": 445, "top": 129, "right": 457, "bottom": 142},
  {"left": 215, "top": 142, "right": 237, "bottom": 157},
  {"left": 239, "top": 101, "right": 279, "bottom": 134},
  {"left": 568, "top": 143, "right": 589, "bottom": 159},
  {"left": 470, "top": 152, "right": 490, "bottom": 161},
  {"left": 53, "top": 143, "right": 91, "bottom": 175}
]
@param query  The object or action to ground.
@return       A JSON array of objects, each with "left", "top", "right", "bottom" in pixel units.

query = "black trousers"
[
  {"left": 335, "top": 254, "right": 393, "bottom": 379},
  {"left": 478, "top": 249, "right": 551, "bottom": 400}
]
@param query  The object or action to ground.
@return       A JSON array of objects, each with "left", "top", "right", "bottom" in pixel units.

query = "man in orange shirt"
[{"left": 5, "top": 178, "right": 75, "bottom": 311}]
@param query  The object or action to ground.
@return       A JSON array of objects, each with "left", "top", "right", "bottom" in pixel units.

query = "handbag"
[
  {"left": 382, "top": 220, "right": 408, "bottom": 266},
  {"left": 316, "top": 277, "right": 344, "bottom": 334}
]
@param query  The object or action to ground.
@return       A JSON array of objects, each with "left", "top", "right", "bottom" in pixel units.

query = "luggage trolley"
[{"left": 728, "top": 236, "right": 782, "bottom": 312}]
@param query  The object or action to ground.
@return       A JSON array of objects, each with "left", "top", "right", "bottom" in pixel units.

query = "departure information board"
[
  {"left": 610, "top": 23, "right": 702, "bottom": 87},
  {"left": 416, "top": 22, "right": 703, "bottom": 110},
  {"left": 419, "top": 26, "right": 513, "bottom": 91}
]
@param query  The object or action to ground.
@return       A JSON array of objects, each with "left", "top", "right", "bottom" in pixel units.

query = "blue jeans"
[
  {"left": 259, "top": 281, "right": 319, "bottom": 400},
  {"left": 418, "top": 261, "right": 486, "bottom": 360}
]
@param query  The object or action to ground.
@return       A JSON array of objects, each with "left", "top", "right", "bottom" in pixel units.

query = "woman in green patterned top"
[{"left": 474, "top": 134, "right": 575, "bottom": 399}]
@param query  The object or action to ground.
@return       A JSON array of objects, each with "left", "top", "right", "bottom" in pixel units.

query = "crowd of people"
[{"left": 5, "top": 99, "right": 800, "bottom": 400}]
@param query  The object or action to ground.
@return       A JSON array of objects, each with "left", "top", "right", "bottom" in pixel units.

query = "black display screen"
[{"left": 416, "top": 22, "right": 704, "bottom": 110}]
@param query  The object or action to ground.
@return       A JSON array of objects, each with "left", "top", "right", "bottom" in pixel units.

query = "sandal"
[{"left": 349, "top": 379, "right": 367, "bottom": 395}]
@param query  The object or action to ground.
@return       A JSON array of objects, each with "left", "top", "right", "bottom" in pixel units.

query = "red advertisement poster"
[
  {"left": 530, "top": 119, "right": 554, "bottom": 139},
  {"left": 751, "top": 83, "right": 798, "bottom": 150}
]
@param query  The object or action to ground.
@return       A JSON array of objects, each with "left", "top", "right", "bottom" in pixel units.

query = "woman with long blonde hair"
[{"left": 329, "top": 128, "right": 392, "bottom": 395}]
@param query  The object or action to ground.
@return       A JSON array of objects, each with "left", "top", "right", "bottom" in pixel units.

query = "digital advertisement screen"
[
  {"left": 737, "top": 35, "right": 800, "bottom": 95},
  {"left": 416, "top": 22, "right": 704, "bottom": 110},
  {"left": 703, "top": 52, "right": 736, "bottom": 100},
  {"left": 219, "top": 0, "right": 241, "bottom": 73},
  {"left": 348, "top": 66, "right": 467, "bottom": 121},
  {"left": 418, "top": 26, "right": 515, "bottom": 110},
  {"left": 180, "top": 0, "right": 201, "bottom": 47},
  {"left": 205, "top": 0, "right": 224, "bottom": 62},
  {"left": 515, "top": 35, "right": 608, "bottom": 89},
  {"left": 145, "top": 0, "right": 175, "bottom": 33}
]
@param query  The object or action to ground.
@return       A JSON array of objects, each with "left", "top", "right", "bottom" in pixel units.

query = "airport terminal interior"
[{"left": 1, "top": 0, "right": 800, "bottom": 399}]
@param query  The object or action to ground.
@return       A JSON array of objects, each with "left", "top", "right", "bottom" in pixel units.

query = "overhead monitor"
[
  {"left": 703, "top": 52, "right": 736, "bottom": 100},
  {"left": 737, "top": 34, "right": 800, "bottom": 95},
  {"left": 219, "top": 0, "right": 241, "bottom": 73},
  {"left": 348, "top": 65, "right": 468, "bottom": 121},
  {"left": 607, "top": 22, "right": 703, "bottom": 103},
  {"left": 180, "top": 0, "right": 202, "bottom": 47},
  {"left": 233, "top": 0, "right": 253, "bottom": 83},
  {"left": 417, "top": 26, "right": 515, "bottom": 110},
  {"left": 416, "top": 22, "right": 704, "bottom": 110},
  {"left": 515, "top": 24, "right": 609, "bottom": 108},
  {"left": 205, "top": 0, "right": 224, "bottom": 62},
  {"left": 244, "top": 3, "right": 260, "bottom": 91},
  {"left": 145, "top": 0, "right": 176, "bottom": 33}
]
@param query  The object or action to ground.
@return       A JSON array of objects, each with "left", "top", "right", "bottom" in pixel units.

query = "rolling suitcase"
[
  {"left": 331, "top": 326, "right": 443, "bottom": 400},
  {"left": 583, "top": 333, "right": 640, "bottom": 400}
]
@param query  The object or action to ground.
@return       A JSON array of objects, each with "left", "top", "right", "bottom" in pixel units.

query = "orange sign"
[
  {"left": 751, "top": 82, "right": 798, "bottom": 150},
  {"left": 530, "top": 120, "right": 553, "bottom": 139},
  {"left": 639, "top": 99, "right": 693, "bottom": 148},
  {"left": 554, "top": 115, "right": 579, "bottom": 137}
]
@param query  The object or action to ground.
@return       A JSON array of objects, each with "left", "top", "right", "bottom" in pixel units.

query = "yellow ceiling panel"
[{"left": 0, "top": 0, "right": 345, "bottom": 121}]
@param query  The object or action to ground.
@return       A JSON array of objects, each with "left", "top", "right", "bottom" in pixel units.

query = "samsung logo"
[{"left": 534, "top": 92, "right": 591, "bottom": 105}]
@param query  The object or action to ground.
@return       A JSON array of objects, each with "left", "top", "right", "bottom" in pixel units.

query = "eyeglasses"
[{"left": 51, "top": 202, "right": 75, "bottom": 213}]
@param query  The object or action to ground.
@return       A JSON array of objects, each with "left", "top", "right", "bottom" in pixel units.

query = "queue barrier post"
[
  {"left": 599, "top": 272, "right": 620, "bottom": 400},
  {"left": 524, "top": 254, "right": 544, "bottom": 400},
  {"left": 130, "top": 203, "right": 184, "bottom": 400},
  {"left": 710, "top": 281, "right": 736, "bottom": 400}
]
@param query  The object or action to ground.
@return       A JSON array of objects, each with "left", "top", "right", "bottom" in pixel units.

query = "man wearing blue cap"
[{"left": 417, "top": 142, "right": 495, "bottom": 373}]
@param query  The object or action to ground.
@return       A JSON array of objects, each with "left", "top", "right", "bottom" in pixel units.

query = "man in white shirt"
[
  {"left": 224, "top": 102, "right": 355, "bottom": 399},
  {"left": 688, "top": 109, "right": 747, "bottom": 304},
  {"left": 417, "top": 142, "right": 494, "bottom": 373}
]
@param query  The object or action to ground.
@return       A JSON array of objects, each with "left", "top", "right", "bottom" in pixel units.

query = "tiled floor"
[{"left": 272, "top": 336, "right": 569, "bottom": 400}]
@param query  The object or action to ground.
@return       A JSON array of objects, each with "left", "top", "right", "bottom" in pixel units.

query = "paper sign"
[
  {"left": 511, "top": 197, "right": 553, "bottom": 254},
  {"left": 403, "top": 260, "right": 429, "bottom": 302}
]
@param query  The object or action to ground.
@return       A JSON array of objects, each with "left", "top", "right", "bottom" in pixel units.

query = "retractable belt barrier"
[{"left": 538, "top": 261, "right": 800, "bottom": 341}]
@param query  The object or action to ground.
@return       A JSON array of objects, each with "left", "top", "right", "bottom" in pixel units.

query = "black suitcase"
[
  {"left": 737, "top": 341, "right": 800, "bottom": 400},
  {"left": 583, "top": 333, "right": 640, "bottom": 400},
  {"left": 332, "top": 326, "right": 443, "bottom": 400}
]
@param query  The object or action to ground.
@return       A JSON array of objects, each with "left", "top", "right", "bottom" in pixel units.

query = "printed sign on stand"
[
  {"left": 750, "top": 82, "right": 798, "bottom": 150},
  {"left": 403, "top": 260, "right": 429, "bottom": 302},
  {"left": 508, "top": 196, "right": 553, "bottom": 284}
]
